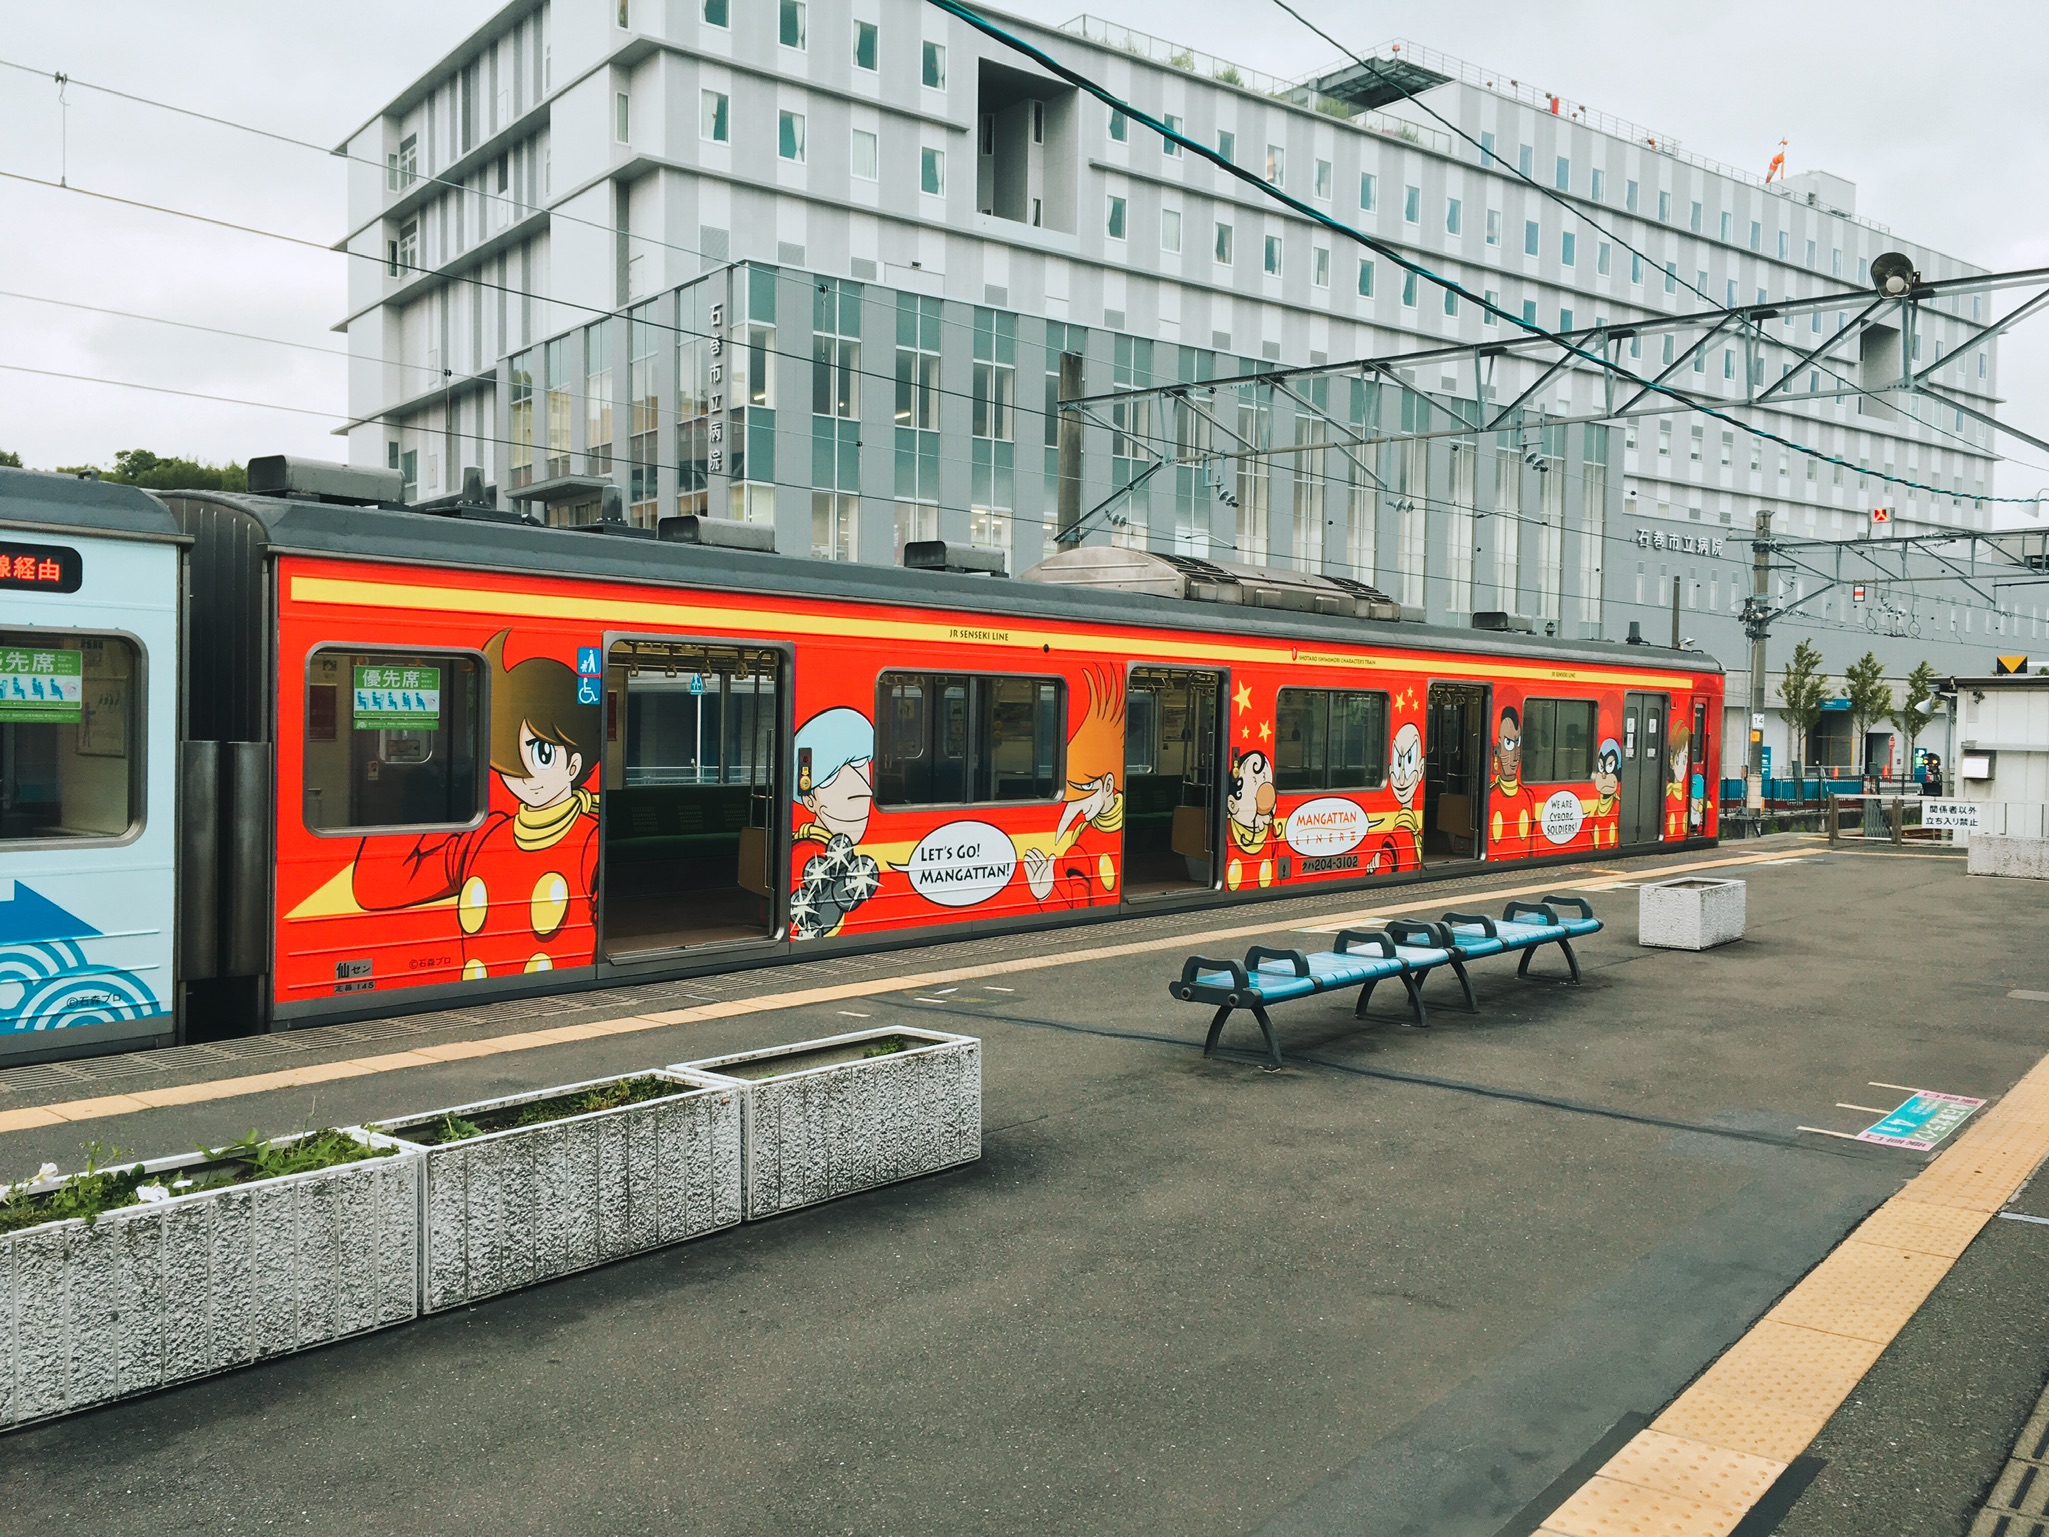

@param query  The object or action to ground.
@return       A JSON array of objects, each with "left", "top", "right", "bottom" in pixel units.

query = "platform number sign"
[
  {"left": 352, "top": 664, "right": 441, "bottom": 730},
  {"left": 576, "top": 645, "right": 603, "bottom": 706},
  {"left": 0, "top": 648, "right": 83, "bottom": 722},
  {"left": 0, "top": 540, "right": 83, "bottom": 593}
]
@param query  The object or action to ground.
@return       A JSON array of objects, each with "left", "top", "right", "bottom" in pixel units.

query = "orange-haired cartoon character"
[
  {"left": 1489, "top": 704, "right": 1535, "bottom": 858},
  {"left": 353, "top": 630, "right": 601, "bottom": 976},
  {"left": 1024, "top": 665, "right": 1126, "bottom": 905}
]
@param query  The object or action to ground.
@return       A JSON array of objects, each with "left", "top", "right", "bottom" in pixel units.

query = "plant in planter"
[
  {"left": 0, "top": 1127, "right": 418, "bottom": 1431},
  {"left": 372, "top": 1072, "right": 741, "bottom": 1313},
  {"left": 672, "top": 1027, "right": 981, "bottom": 1221}
]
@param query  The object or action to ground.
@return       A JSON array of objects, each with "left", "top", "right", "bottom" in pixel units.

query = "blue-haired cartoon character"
[{"left": 790, "top": 706, "right": 881, "bottom": 939}]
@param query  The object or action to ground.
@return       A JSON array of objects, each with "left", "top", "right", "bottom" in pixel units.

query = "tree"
[
  {"left": 0, "top": 450, "right": 20, "bottom": 468},
  {"left": 1777, "top": 639, "right": 1829, "bottom": 786},
  {"left": 1843, "top": 650, "right": 1894, "bottom": 783},
  {"left": 1890, "top": 661, "right": 1941, "bottom": 782},
  {"left": 47, "top": 449, "right": 247, "bottom": 491}
]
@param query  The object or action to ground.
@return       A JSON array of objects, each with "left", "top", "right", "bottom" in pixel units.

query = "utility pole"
[
  {"left": 1743, "top": 509, "right": 1775, "bottom": 813},
  {"left": 1055, "top": 351, "right": 1083, "bottom": 549}
]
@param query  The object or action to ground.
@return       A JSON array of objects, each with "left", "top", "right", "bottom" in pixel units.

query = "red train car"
[{"left": 148, "top": 472, "right": 1719, "bottom": 1036}]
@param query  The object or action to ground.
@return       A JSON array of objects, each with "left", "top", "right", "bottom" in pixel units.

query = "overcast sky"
[{"left": 3, "top": 1, "right": 2044, "bottom": 508}]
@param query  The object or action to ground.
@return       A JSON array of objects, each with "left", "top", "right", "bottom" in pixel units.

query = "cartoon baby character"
[
  {"left": 1370, "top": 721, "right": 1425, "bottom": 873},
  {"left": 790, "top": 706, "right": 881, "bottom": 939},
  {"left": 1587, "top": 737, "right": 1622, "bottom": 849},
  {"left": 353, "top": 630, "right": 601, "bottom": 978},
  {"left": 1489, "top": 704, "right": 1535, "bottom": 858},
  {"left": 1226, "top": 748, "right": 1276, "bottom": 855}
]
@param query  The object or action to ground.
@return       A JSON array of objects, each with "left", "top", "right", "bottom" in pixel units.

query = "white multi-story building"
[{"left": 336, "top": 0, "right": 2014, "bottom": 778}]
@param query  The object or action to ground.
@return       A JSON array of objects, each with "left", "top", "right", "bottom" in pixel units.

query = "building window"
[
  {"left": 779, "top": 110, "right": 806, "bottom": 162},
  {"left": 1312, "top": 245, "right": 1329, "bottom": 288},
  {"left": 922, "top": 40, "right": 945, "bottom": 89},
  {"left": 1357, "top": 258, "right": 1375, "bottom": 298},
  {"left": 1314, "top": 157, "right": 1332, "bottom": 200},
  {"left": 851, "top": 128, "right": 877, "bottom": 180},
  {"left": 920, "top": 146, "right": 944, "bottom": 195},
  {"left": 875, "top": 674, "right": 1063, "bottom": 807},
  {"left": 1523, "top": 220, "right": 1539, "bottom": 256},
  {"left": 390, "top": 218, "right": 418, "bottom": 276},
  {"left": 1777, "top": 229, "right": 1789, "bottom": 259},
  {"left": 1625, "top": 178, "right": 1639, "bottom": 212},
  {"left": 1517, "top": 144, "right": 1533, "bottom": 177},
  {"left": 1657, "top": 189, "right": 1671, "bottom": 222},
  {"left": 1590, "top": 167, "right": 1604, "bottom": 202},
  {"left": 1214, "top": 221, "right": 1233, "bottom": 265},
  {"left": 1162, "top": 207, "right": 1182, "bottom": 253},
  {"left": 301, "top": 649, "right": 484, "bottom": 833},
  {"left": 1217, "top": 128, "right": 1235, "bottom": 163},
  {"left": 1480, "top": 130, "right": 1496, "bottom": 165},
  {"left": 1162, "top": 113, "right": 1182, "bottom": 156},
  {"left": 703, "top": 0, "right": 728, "bottom": 25},
  {"left": 1483, "top": 288, "right": 1498, "bottom": 324},
  {"left": 1689, "top": 200, "right": 1703, "bottom": 233},
  {"left": 615, "top": 91, "right": 630, "bottom": 142},
  {"left": 1630, "top": 252, "right": 1642, "bottom": 285},
  {"left": 1664, "top": 262, "right": 1677, "bottom": 293},
  {"left": 701, "top": 89, "right": 729, "bottom": 143},
  {"left": 1266, "top": 144, "right": 1286, "bottom": 186},
  {"left": 1445, "top": 288, "right": 1459, "bottom": 317},
  {"left": 971, "top": 309, "right": 1015, "bottom": 441},
  {"left": 1558, "top": 306, "right": 1572, "bottom": 330},
  {"left": 387, "top": 133, "right": 418, "bottom": 191},
  {"left": 1263, "top": 234, "right": 1282, "bottom": 275},
  {"left": 1561, "top": 231, "right": 1576, "bottom": 267},
  {"left": 1596, "top": 241, "right": 1611, "bottom": 276},
  {"left": 812, "top": 280, "right": 861, "bottom": 421},
  {"left": 1359, "top": 171, "right": 1376, "bottom": 210},
  {"left": 1106, "top": 194, "right": 1128, "bottom": 241},
  {"left": 1108, "top": 108, "right": 1128, "bottom": 143},
  {"left": 854, "top": 18, "right": 878, "bottom": 69},
  {"left": 1555, "top": 155, "right": 1570, "bottom": 191},
  {"left": 1521, "top": 298, "right": 1537, "bottom": 325},
  {"left": 1446, "top": 197, "right": 1462, "bottom": 235},
  {"left": 1403, "top": 184, "right": 1420, "bottom": 223},
  {"left": 1658, "top": 421, "right": 1671, "bottom": 456},
  {"left": 1274, "top": 690, "right": 1389, "bottom": 791},
  {"left": 1720, "top": 210, "right": 1732, "bottom": 241},
  {"left": 509, "top": 353, "right": 533, "bottom": 487},
  {"left": 545, "top": 337, "right": 573, "bottom": 478},
  {"left": 1749, "top": 219, "right": 1762, "bottom": 251},
  {"left": 1689, "top": 425, "right": 1703, "bottom": 461},
  {"left": 1402, "top": 270, "right": 1418, "bottom": 308},
  {"left": 780, "top": 0, "right": 806, "bottom": 48},
  {"left": 894, "top": 293, "right": 942, "bottom": 515},
  {"left": 585, "top": 323, "right": 613, "bottom": 475},
  {"left": 400, "top": 449, "right": 418, "bottom": 502},
  {"left": 1485, "top": 208, "right": 1500, "bottom": 246}
]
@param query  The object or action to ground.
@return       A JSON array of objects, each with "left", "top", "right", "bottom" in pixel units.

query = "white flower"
[
  {"left": 35, "top": 1162, "right": 59, "bottom": 1184},
  {"left": 134, "top": 1183, "right": 171, "bottom": 1204},
  {"left": 170, "top": 1178, "right": 194, "bottom": 1191}
]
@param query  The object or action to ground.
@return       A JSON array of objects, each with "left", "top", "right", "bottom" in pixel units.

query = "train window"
[
  {"left": 0, "top": 631, "right": 140, "bottom": 843},
  {"left": 303, "top": 649, "right": 484, "bottom": 833},
  {"left": 875, "top": 672, "right": 1062, "bottom": 806},
  {"left": 1275, "top": 688, "right": 1389, "bottom": 792},
  {"left": 1521, "top": 698, "right": 1596, "bottom": 782}
]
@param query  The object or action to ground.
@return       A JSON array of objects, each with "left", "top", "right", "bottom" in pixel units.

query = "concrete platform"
[{"left": 2, "top": 837, "right": 2044, "bottom": 1536}]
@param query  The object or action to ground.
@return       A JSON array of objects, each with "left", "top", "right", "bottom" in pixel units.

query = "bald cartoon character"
[{"left": 1372, "top": 721, "right": 1425, "bottom": 872}]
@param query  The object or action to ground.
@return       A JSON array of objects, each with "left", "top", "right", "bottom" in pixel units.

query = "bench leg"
[
  {"left": 1354, "top": 978, "right": 1380, "bottom": 1018},
  {"left": 1449, "top": 957, "right": 1479, "bottom": 1012},
  {"left": 1517, "top": 946, "right": 1535, "bottom": 978},
  {"left": 1515, "top": 939, "right": 1583, "bottom": 983},
  {"left": 1203, "top": 1004, "right": 1234, "bottom": 1058},
  {"left": 1558, "top": 937, "right": 1583, "bottom": 984},
  {"left": 1400, "top": 970, "right": 1428, "bottom": 1027},
  {"left": 1250, "top": 1005, "right": 1284, "bottom": 1071}
]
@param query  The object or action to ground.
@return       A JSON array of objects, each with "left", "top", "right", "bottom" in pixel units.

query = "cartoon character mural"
[
  {"left": 1488, "top": 704, "right": 1535, "bottom": 857},
  {"left": 353, "top": 631, "right": 601, "bottom": 977},
  {"left": 790, "top": 706, "right": 881, "bottom": 938},
  {"left": 1587, "top": 737, "right": 1622, "bottom": 849},
  {"left": 1666, "top": 723, "right": 1693, "bottom": 839},
  {"left": 1224, "top": 747, "right": 1277, "bottom": 887},
  {"left": 1369, "top": 721, "right": 1425, "bottom": 873},
  {"left": 1023, "top": 665, "right": 1125, "bottom": 906}
]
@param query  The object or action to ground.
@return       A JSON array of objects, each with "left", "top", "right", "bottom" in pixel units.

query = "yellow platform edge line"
[
  {"left": 0, "top": 848, "right": 1802, "bottom": 1137},
  {"left": 1541, "top": 1043, "right": 2049, "bottom": 1535}
]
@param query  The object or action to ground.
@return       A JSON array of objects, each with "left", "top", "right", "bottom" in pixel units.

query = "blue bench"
[
  {"left": 1171, "top": 930, "right": 1444, "bottom": 1070},
  {"left": 1436, "top": 894, "right": 1602, "bottom": 986}
]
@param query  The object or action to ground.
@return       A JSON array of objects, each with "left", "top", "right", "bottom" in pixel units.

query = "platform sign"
[
  {"left": 352, "top": 664, "right": 441, "bottom": 730},
  {"left": 0, "top": 648, "right": 83, "bottom": 722},
  {"left": 1858, "top": 1090, "right": 1984, "bottom": 1151},
  {"left": 1922, "top": 800, "right": 1982, "bottom": 831}
]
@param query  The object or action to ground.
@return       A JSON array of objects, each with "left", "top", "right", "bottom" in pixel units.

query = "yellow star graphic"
[
  {"left": 1234, "top": 682, "right": 1253, "bottom": 713},
  {"left": 1259, "top": 720, "right": 1272, "bottom": 742}
]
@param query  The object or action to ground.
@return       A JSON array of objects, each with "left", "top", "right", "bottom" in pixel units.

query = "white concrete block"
[
  {"left": 375, "top": 1071, "right": 741, "bottom": 1314},
  {"left": 1639, "top": 876, "right": 1747, "bottom": 950},
  {"left": 1968, "top": 834, "right": 2049, "bottom": 879},
  {"left": 673, "top": 1027, "right": 982, "bottom": 1221},
  {"left": 0, "top": 1130, "right": 418, "bottom": 1431}
]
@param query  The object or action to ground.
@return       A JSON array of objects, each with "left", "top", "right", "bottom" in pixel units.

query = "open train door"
[
  {"left": 1120, "top": 666, "right": 1222, "bottom": 898},
  {"left": 1422, "top": 682, "right": 1488, "bottom": 864}
]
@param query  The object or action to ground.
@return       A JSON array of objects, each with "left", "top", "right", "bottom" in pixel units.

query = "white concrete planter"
[
  {"left": 673, "top": 1027, "right": 981, "bottom": 1221},
  {"left": 1968, "top": 835, "right": 2049, "bottom": 879},
  {"left": 1639, "top": 876, "right": 1747, "bottom": 950},
  {"left": 375, "top": 1072, "right": 741, "bottom": 1313},
  {"left": 0, "top": 1130, "right": 418, "bottom": 1431}
]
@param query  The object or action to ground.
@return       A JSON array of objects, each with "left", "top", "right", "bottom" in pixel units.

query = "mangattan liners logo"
[
  {"left": 1540, "top": 790, "right": 1586, "bottom": 846},
  {"left": 901, "top": 820, "right": 1017, "bottom": 907},
  {"left": 1284, "top": 797, "right": 1370, "bottom": 856}
]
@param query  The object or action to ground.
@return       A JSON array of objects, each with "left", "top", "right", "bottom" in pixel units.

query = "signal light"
[{"left": 1871, "top": 507, "right": 1891, "bottom": 524}]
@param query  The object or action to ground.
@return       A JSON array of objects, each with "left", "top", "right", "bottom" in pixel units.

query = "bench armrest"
[
  {"left": 1333, "top": 929, "right": 1397, "bottom": 958},
  {"left": 1503, "top": 900, "right": 1562, "bottom": 926},
  {"left": 1539, "top": 893, "right": 1594, "bottom": 919},
  {"left": 1387, "top": 917, "right": 1447, "bottom": 948},
  {"left": 1245, "top": 945, "right": 1311, "bottom": 976},
  {"left": 1441, "top": 910, "right": 1498, "bottom": 937},
  {"left": 1179, "top": 954, "right": 1249, "bottom": 990}
]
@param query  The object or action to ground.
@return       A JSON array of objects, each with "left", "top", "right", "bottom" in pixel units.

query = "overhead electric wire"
[{"left": 922, "top": 0, "right": 2041, "bottom": 510}]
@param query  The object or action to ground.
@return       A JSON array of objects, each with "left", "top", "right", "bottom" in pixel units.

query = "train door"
[
  {"left": 1121, "top": 666, "right": 1221, "bottom": 898},
  {"left": 599, "top": 638, "right": 783, "bottom": 957},
  {"left": 1620, "top": 691, "right": 1669, "bottom": 844},
  {"left": 1422, "top": 683, "right": 1488, "bottom": 862}
]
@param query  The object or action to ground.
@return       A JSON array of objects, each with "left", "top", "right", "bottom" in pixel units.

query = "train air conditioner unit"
[{"left": 1020, "top": 546, "right": 1405, "bottom": 621}]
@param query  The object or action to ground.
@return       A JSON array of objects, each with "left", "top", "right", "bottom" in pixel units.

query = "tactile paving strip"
[{"left": 1970, "top": 1375, "right": 2049, "bottom": 1535}]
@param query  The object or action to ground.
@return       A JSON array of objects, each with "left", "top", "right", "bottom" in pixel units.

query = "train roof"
[
  {"left": 0, "top": 466, "right": 188, "bottom": 545},
  {"left": 156, "top": 487, "right": 1720, "bottom": 677}
]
